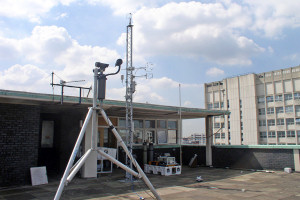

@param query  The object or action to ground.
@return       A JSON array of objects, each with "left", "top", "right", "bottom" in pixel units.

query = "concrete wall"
[{"left": 0, "top": 103, "right": 40, "bottom": 186}]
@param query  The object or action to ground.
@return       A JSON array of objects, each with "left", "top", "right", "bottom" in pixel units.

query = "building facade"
[{"left": 205, "top": 65, "right": 300, "bottom": 145}]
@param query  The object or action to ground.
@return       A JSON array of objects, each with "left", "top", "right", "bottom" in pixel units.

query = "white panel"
[
  {"left": 214, "top": 91, "right": 220, "bottom": 101},
  {"left": 274, "top": 81, "right": 283, "bottom": 94},
  {"left": 256, "top": 84, "right": 265, "bottom": 96},
  {"left": 30, "top": 167, "right": 48, "bottom": 186},
  {"left": 266, "top": 82, "right": 273, "bottom": 95},
  {"left": 284, "top": 80, "right": 292, "bottom": 92},
  {"left": 207, "top": 92, "right": 213, "bottom": 102},
  {"left": 294, "top": 78, "right": 300, "bottom": 91}
]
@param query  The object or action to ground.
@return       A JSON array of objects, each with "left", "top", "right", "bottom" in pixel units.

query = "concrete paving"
[{"left": 0, "top": 166, "right": 300, "bottom": 200}]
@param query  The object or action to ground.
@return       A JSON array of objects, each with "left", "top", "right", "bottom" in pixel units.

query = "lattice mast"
[{"left": 125, "top": 14, "right": 135, "bottom": 181}]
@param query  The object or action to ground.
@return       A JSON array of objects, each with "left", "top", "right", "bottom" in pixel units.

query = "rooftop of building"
[
  {"left": 0, "top": 166, "right": 299, "bottom": 200},
  {"left": 0, "top": 89, "right": 229, "bottom": 119}
]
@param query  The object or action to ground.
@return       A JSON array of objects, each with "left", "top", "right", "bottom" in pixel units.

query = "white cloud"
[
  {"left": 116, "top": 1, "right": 265, "bottom": 66},
  {"left": 206, "top": 67, "right": 225, "bottom": 77},
  {"left": 0, "top": 0, "right": 76, "bottom": 23},
  {"left": 245, "top": 0, "right": 300, "bottom": 38}
]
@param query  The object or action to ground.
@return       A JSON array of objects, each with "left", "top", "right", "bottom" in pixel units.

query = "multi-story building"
[
  {"left": 182, "top": 133, "right": 206, "bottom": 145},
  {"left": 205, "top": 65, "right": 300, "bottom": 145}
]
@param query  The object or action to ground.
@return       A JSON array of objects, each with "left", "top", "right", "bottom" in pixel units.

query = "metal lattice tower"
[{"left": 125, "top": 14, "right": 135, "bottom": 181}]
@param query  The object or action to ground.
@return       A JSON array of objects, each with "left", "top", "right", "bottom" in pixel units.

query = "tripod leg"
[
  {"left": 54, "top": 108, "right": 93, "bottom": 200},
  {"left": 100, "top": 108, "right": 162, "bottom": 200}
]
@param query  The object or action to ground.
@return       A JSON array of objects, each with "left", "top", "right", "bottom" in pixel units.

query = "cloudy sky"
[{"left": 0, "top": 0, "right": 299, "bottom": 136}]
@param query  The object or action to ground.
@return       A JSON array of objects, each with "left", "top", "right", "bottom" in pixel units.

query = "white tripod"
[{"left": 54, "top": 60, "right": 162, "bottom": 200}]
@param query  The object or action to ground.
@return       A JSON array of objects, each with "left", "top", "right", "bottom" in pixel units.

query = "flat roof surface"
[
  {"left": 0, "top": 89, "right": 229, "bottom": 119},
  {"left": 0, "top": 166, "right": 299, "bottom": 200}
]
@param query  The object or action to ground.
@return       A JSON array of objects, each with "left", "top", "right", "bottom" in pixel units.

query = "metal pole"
[
  {"left": 54, "top": 107, "right": 93, "bottom": 200},
  {"left": 179, "top": 84, "right": 182, "bottom": 166}
]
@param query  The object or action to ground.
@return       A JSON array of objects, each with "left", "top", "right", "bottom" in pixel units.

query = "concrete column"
[
  {"left": 81, "top": 114, "right": 98, "bottom": 178},
  {"left": 205, "top": 115, "right": 213, "bottom": 166},
  {"left": 294, "top": 149, "right": 300, "bottom": 172}
]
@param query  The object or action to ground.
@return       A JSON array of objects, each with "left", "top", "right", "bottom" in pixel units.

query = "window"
[
  {"left": 298, "top": 131, "right": 300, "bottom": 138},
  {"left": 157, "top": 130, "right": 167, "bottom": 144},
  {"left": 214, "top": 102, "right": 219, "bottom": 108},
  {"left": 157, "top": 120, "right": 166, "bottom": 128},
  {"left": 294, "top": 92, "right": 300, "bottom": 100},
  {"left": 258, "top": 108, "right": 265, "bottom": 115},
  {"left": 221, "top": 123, "right": 225, "bottom": 128},
  {"left": 275, "top": 94, "right": 283, "bottom": 102},
  {"left": 168, "top": 130, "right": 177, "bottom": 144},
  {"left": 240, "top": 100, "right": 242, "bottom": 108},
  {"left": 258, "top": 96, "right": 265, "bottom": 103},
  {"left": 134, "top": 120, "right": 143, "bottom": 128},
  {"left": 221, "top": 133, "right": 225, "bottom": 139},
  {"left": 240, "top": 122, "right": 243, "bottom": 130},
  {"left": 145, "top": 130, "right": 155, "bottom": 143},
  {"left": 267, "top": 107, "right": 274, "bottom": 114},
  {"left": 259, "top": 120, "right": 266, "bottom": 126},
  {"left": 214, "top": 123, "right": 220, "bottom": 128},
  {"left": 278, "top": 131, "right": 286, "bottom": 138},
  {"left": 240, "top": 111, "right": 243, "bottom": 119},
  {"left": 260, "top": 132, "right": 267, "bottom": 138},
  {"left": 284, "top": 93, "right": 293, "bottom": 101},
  {"left": 215, "top": 133, "right": 220, "bottom": 139},
  {"left": 267, "top": 119, "right": 275, "bottom": 126},
  {"left": 286, "top": 118, "right": 294, "bottom": 125},
  {"left": 133, "top": 130, "right": 143, "bottom": 144},
  {"left": 296, "top": 105, "right": 300, "bottom": 112},
  {"left": 227, "top": 100, "right": 230, "bottom": 108},
  {"left": 276, "top": 107, "right": 284, "bottom": 113},
  {"left": 168, "top": 121, "right": 177, "bottom": 129},
  {"left": 207, "top": 103, "right": 213, "bottom": 109},
  {"left": 228, "top": 121, "right": 230, "bottom": 129},
  {"left": 118, "top": 118, "right": 126, "bottom": 127},
  {"left": 220, "top": 102, "right": 224, "bottom": 108},
  {"left": 285, "top": 106, "right": 293, "bottom": 113},
  {"left": 296, "top": 118, "right": 300, "bottom": 125},
  {"left": 276, "top": 118, "right": 285, "bottom": 125},
  {"left": 268, "top": 131, "right": 276, "bottom": 138},
  {"left": 287, "top": 131, "right": 295, "bottom": 137},
  {"left": 241, "top": 133, "right": 244, "bottom": 141},
  {"left": 145, "top": 120, "right": 155, "bottom": 128},
  {"left": 266, "top": 96, "right": 274, "bottom": 103},
  {"left": 228, "top": 132, "right": 231, "bottom": 140}
]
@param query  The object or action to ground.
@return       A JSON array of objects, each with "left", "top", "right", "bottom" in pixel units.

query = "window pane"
[
  {"left": 258, "top": 108, "right": 265, "bottom": 115},
  {"left": 267, "top": 119, "right": 275, "bottom": 126},
  {"left": 260, "top": 132, "right": 267, "bottom": 138},
  {"left": 278, "top": 131, "right": 285, "bottom": 138},
  {"left": 134, "top": 120, "right": 143, "bottom": 128},
  {"left": 285, "top": 106, "right": 293, "bottom": 113},
  {"left": 168, "top": 130, "right": 177, "bottom": 144},
  {"left": 259, "top": 120, "right": 266, "bottom": 126},
  {"left": 157, "top": 130, "right": 167, "bottom": 144},
  {"left": 267, "top": 107, "right": 274, "bottom": 114},
  {"left": 118, "top": 118, "right": 126, "bottom": 127},
  {"left": 168, "top": 121, "right": 177, "bottom": 129},
  {"left": 133, "top": 130, "right": 143, "bottom": 144},
  {"left": 284, "top": 93, "right": 293, "bottom": 100},
  {"left": 286, "top": 118, "right": 294, "bottom": 125},
  {"left": 287, "top": 131, "right": 295, "bottom": 137},
  {"left": 275, "top": 95, "right": 282, "bottom": 102},
  {"left": 157, "top": 120, "right": 166, "bottom": 128},
  {"left": 145, "top": 130, "right": 155, "bottom": 143},
  {"left": 276, "top": 107, "right": 284, "bottom": 113},
  {"left": 268, "top": 131, "right": 276, "bottom": 138},
  {"left": 276, "top": 118, "right": 285, "bottom": 125},
  {"left": 266, "top": 96, "right": 274, "bottom": 102},
  {"left": 118, "top": 129, "right": 127, "bottom": 141},
  {"left": 258, "top": 96, "right": 265, "bottom": 103},
  {"left": 214, "top": 102, "right": 219, "bottom": 108},
  {"left": 296, "top": 118, "right": 300, "bottom": 125},
  {"left": 294, "top": 92, "right": 300, "bottom": 99},
  {"left": 145, "top": 120, "right": 155, "bottom": 128}
]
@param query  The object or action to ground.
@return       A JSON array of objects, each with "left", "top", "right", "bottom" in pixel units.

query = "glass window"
[
  {"left": 267, "top": 119, "right": 275, "bottom": 126},
  {"left": 214, "top": 123, "right": 220, "bottom": 128},
  {"left": 266, "top": 96, "right": 274, "bottom": 102},
  {"left": 276, "top": 118, "right": 285, "bottom": 125},
  {"left": 227, "top": 100, "right": 230, "bottom": 108},
  {"left": 296, "top": 105, "right": 300, "bottom": 113},
  {"left": 214, "top": 102, "right": 219, "bottom": 108},
  {"left": 220, "top": 102, "right": 224, "bottom": 108},
  {"left": 240, "top": 100, "right": 242, "bottom": 108},
  {"left": 284, "top": 93, "right": 293, "bottom": 101},
  {"left": 118, "top": 118, "right": 126, "bottom": 127},
  {"left": 221, "top": 123, "right": 225, "bottom": 128},
  {"left": 276, "top": 107, "right": 284, "bottom": 113},
  {"left": 287, "top": 131, "right": 295, "bottom": 137},
  {"left": 221, "top": 133, "right": 225, "bottom": 139},
  {"left": 240, "top": 122, "right": 243, "bottom": 130},
  {"left": 259, "top": 120, "right": 266, "bottom": 126},
  {"left": 294, "top": 92, "right": 300, "bottom": 99},
  {"left": 207, "top": 103, "right": 213, "bottom": 109},
  {"left": 145, "top": 120, "right": 155, "bottom": 128},
  {"left": 228, "top": 121, "right": 230, "bottom": 129},
  {"left": 286, "top": 118, "right": 294, "bottom": 125},
  {"left": 285, "top": 106, "right": 293, "bottom": 113},
  {"left": 297, "top": 131, "right": 300, "bottom": 138},
  {"left": 275, "top": 94, "right": 283, "bottom": 102},
  {"left": 258, "top": 96, "right": 265, "bottom": 103},
  {"left": 133, "top": 130, "right": 143, "bottom": 144},
  {"left": 258, "top": 108, "right": 265, "bottom": 115},
  {"left": 267, "top": 107, "right": 274, "bottom": 114},
  {"left": 118, "top": 129, "right": 127, "bottom": 141},
  {"left": 295, "top": 118, "right": 300, "bottom": 125},
  {"left": 167, "top": 130, "right": 177, "bottom": 144},
  {"left": 145, "top": 130, "right": 155, "bottom": 143},
  {"left": 278, "top": 131, "right": 286, "bottom": 138},
  {"left": 260, "top": 132, "right": 267, "bottom": 138},
  {"left": 157, "top": 120, "right": 166, "bottom": 129},
  {"left": 134, "top": 119, "right": 143, "bottom": 128},
  {"left": 268, "top": 131, "right": 276, "bottom": 138},
  {"left": 215, "top": 133, "right": 220, "bottom": 139},
  {"left": 157, "top": 130, "right": 167, "bottom": 144},
  {"left": 168, "top": 121, "right": 177, "bottom": 129}
]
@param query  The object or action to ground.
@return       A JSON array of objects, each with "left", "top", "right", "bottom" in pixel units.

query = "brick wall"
[{"left": 0, "top": 103, "right": 40, "bottom": 186}]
